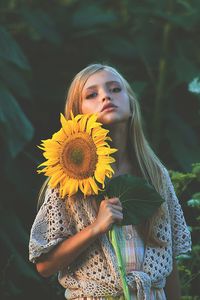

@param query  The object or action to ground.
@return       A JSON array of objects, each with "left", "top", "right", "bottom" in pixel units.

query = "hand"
[{"left": 93, "top": 197, "right": 123, "bottom": 235}]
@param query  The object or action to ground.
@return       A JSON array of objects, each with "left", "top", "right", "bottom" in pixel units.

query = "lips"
[{"left": 101, "top": 103, "right": 117, "bottom": 112}]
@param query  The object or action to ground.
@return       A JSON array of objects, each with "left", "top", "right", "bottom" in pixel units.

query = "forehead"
[{"left": 83, "top": 70, "right": 122, "bottom": 90}]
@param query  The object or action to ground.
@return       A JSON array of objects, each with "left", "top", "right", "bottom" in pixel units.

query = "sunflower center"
[
  {"left": 60, "top": 132, "right": 98, "bottom": 179},
  {"left": 70, "top": 148, "right": 84, "bottom": 165}
]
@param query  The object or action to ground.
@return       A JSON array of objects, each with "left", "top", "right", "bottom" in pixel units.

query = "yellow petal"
[
  {"left": 92, "top": 126, "right": 108, "bottom": 137},
  {"left": 79, "top": 114, "right": 89, "bottom": 131},
  {"left": 100, "top": 156, "right": 116, "bottom": 164},
  {"left": 49, "top": 172, "right": 66, "bottom": 187},
  {"left": 37, "top": 112, "right": 117, "bottom": 197},
  {"left": 78, "top": 180, "right": 85, "bottom": 194},
  {"left": 88, "top": 177, "right": 99, "bottom": 194},
  {"left": 86, "top": 114, "right": 100, "bottom": 134},
  {"left": 83, "top": 179, "right": 92, "bottom": 196},
  {"left": 52, "top": 129, "right": 66, "bottom": 141},
  {"left": 74, "top": 114, "right": 83, "bottom": 122},
  {"left": 95, "top": 166, "right": 106, "bottom": 185},
  {"left": 60, "top": 114, "right": 73, "bottom": 136},
  {"left": 68, "top": 178, "right": 79, "bottom": 197},
  {"left": 61, "top": 177, "right": 70, "bottom": 198},
  {"left": 97, "top": 147, "right": 117, "bottom": 155}
]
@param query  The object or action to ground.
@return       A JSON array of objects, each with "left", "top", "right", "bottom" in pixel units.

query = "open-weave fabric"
[{"left": 29, "top": 167, "right": 191, "bottom": 299}]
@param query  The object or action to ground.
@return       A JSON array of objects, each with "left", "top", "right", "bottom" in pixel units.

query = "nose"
[
  {"left": 103, "top": 95, "right": 111, "bottom": 101},
  {"left": 101, "top": 89, "right": 111, "bottom": 101}
]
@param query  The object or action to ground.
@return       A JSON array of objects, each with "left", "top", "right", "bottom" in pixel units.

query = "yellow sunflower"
[{"left": 37, "top": 112, "right": 117, "bottom": 198}]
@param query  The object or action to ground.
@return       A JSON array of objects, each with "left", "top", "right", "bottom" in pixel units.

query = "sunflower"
[{"left": 37, "top": 112, "right": 117, "bottom": 198}]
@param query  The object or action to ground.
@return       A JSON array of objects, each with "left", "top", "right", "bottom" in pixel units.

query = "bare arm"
[
  {"left": 36, "top": 197, "right": 123, "bottom": 277},
  {"left": 164, "top": 260, "right": 181, "bottom": 300}
]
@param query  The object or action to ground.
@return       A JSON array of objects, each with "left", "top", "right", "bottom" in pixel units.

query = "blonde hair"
[
  {"left": 38, "top": 63, "right": 166, "bottom": 246},
  {"left": 65, "top": 64, "right": 164, "bottom": 187}
]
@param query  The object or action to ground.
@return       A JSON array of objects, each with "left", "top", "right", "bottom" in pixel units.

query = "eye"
[
  {"left": 85, "top": 92, "right": 98, "bottom": 99},
  {"left": 111, "top": 87, "right": 121, "bottom": 93}
]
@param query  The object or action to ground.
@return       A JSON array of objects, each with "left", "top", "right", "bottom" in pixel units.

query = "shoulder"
[{"left": 44, "top": 185, "right": 65, "bottom": 205}]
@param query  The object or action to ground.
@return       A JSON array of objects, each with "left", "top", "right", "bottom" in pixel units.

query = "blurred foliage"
[
  {"left": 0, "top": 0, "right": 200, "bottom": 299},
  {"left": 170, "top": 164, "right": 200, "bottom": 299}
]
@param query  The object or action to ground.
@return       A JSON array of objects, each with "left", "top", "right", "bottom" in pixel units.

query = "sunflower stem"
[{"left": 109, "top": 225, "right": 131, "bottom": 300}]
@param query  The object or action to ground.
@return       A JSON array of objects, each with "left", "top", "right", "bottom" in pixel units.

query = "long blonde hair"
[{"left": 38, "top": 63, "right": 166, "bottom": 245}]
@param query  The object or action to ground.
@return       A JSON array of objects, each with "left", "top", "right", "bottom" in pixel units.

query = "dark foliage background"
[{"left": 0, "top": 0, "right": 200, "bottom": 299}]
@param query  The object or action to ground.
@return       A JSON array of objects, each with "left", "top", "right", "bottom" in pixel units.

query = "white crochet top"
[{"left": 29, "top": 167, "right": 191, "bottom": 299}]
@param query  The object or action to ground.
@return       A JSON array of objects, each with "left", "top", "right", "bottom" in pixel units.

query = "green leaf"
[
  {"left": 188, "top": 77, "right": 200, "bottom": 94},
  {"left": 166, "top": 113, "right": 200, "bottom": 171},
  {"left": 187, "top": 194, "right": 200, "bottom": 208},
  {"left": 173, "top": 55, "right": 200, "bottom": 84},
  {"left": 169, "top": 170, "right": 195, "bottom": 196},
  {"left": 0, "top": 60, "right": 31, "bottom": 99},
  {"left": 0, "top": 209, "right": 39, "bottom": 281},
  {"left": 103, "top": 35, "right": 137, "bottom": 59},
  {"left": 130, "top": 7, "right": 200, "bottom": 30},
  {"left": 130, "top": 81, "right": 147, "bottom": 98},
  {"left": 156, "top": 11, "right": 200, "bottom": 30},
  {"left": 192, "top": 163, "right": 200, "bottom": 181},
  {"left": 0, "top": 229, "right": 39, "bottom": 281},
  {"left": 0, "top": 26, "right": 30, "bottom": 70},
  {"left": 98, "top": 174, "right": 164, "bottom": 225},
  {"left": 71, "top": 4, "right": 117, "bottom": 28},
  {"left": 19, "top": 9, "right": 62, "bottom": 45},
  {"left": 0, "top": 84, "right": 34, "bottom": 158},
  {"left": 176, "top": 254, "right": 192, "bottom": 261}
]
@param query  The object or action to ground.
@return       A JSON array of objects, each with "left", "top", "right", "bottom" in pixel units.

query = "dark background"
[{"left": 1, "top": 0, "right": 200, "bottom": 299}]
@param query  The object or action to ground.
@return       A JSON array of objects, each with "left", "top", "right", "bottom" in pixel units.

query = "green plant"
[{"left": 170, "top": 163, "right": 200, "bottom": 299}]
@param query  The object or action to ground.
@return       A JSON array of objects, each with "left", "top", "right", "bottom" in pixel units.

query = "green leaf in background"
[
  {"left": 0, "top": 85, "right": 34, "bottom": 158},
  {"left": 187, "top": 193, "right": 200, "bottom": 208},
  {"left": 1, "top": 0, "right": 200, "bottom": 298},
  {"left": 71, "top": 3, "right": 117, "bottom": 28},
  {"left": 0, "top": 60, "right": 31, "bottom": 99},
  {"left": 98, "top": 174, "right": 164, "bottom": 225},
  {"left": 192, "top": 163, "right": 200, "bottom": 181},
  {"left": 130, "top": 81, "right": 147, "bottom": 98},
  {"left": 166, "top": 113, "right": 200, "bottom": 171},
  {"left": 0, "top": 26, "right": 30, "bottom": 70},
  {"left": 19, "top": 9, "right": 62, "bottom": 45},
  {"left": 102, "top": 35, "right": 137, "bottom": 59},
  {"left": 188, "top": 77, "right": 200, "bottom": 95},
  {"left": 169, "top": 170, "right": 195, "bottom": 197},
  {"left": 173, "top": 55, "right": 200, "bottom": 84},
  {"left": 0, "top": 209, "right": 39, "bottom": 281}
]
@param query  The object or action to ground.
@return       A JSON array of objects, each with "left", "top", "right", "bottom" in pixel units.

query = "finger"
[
  {"left": 109, "top": 204, "right": 123, "bottom": 211},
  {"left": 110, "top": 207, "right": 123, "bottom": 217},
  {"left": 108, "top": 197, "right": 122, "bottom": 206},
  {"left": 112, "top": 211, "right": 123, "bottom": 222}
]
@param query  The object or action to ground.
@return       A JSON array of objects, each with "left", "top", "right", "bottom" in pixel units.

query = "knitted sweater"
[{"left": 29, "top": 167, "right": 191, "bottom": 299}]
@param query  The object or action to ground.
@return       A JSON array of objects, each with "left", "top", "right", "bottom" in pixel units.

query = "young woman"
[{"left": 29, "top": 64, "right": 191, "bottom": 300}]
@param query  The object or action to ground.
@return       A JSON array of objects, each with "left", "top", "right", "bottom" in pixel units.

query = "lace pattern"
[
  {"left": 29, "top": 167, "right": 191, "bottom": 299},
  {"left": 29, "top": 187, "right": 76, "bottom": 262},
  {"left": 161, "top": 167, "right": 192, "bottom": 256}
]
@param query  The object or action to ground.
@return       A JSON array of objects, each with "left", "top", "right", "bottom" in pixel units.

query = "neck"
[{"left": 105, "top": 122, "right": 136, "bottom": 176}]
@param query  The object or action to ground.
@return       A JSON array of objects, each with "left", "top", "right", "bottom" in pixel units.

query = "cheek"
[
  {"left": 81, "top": 99, "right": 90, "bottom": 114},
  {"left": 81, "top": 101, "right": 98, "bottom": 114},
  {"left": 81, "top": 103, "right": 89, "bottom": 114}
]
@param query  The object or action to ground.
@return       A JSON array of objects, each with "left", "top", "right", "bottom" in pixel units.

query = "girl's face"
[{"left": 81, "top": 70, "right": 131, "bottom": 125}]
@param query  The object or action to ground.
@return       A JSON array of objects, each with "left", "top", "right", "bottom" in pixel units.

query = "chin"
[
  {"left": 100, "top": 118, "right": 128, "bottom": 127},
  {"left": 98, "top": 117, "right": 118, "bottom": 125},
  {"left": 98, "top": 112, "right": 130, "bottom": 126}
]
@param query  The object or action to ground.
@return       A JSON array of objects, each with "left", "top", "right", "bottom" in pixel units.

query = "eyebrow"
[{"left": 84, "top": 80, "right": 121, "bottom": 90}]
